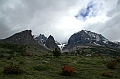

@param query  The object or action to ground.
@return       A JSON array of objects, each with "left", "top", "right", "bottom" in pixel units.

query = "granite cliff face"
[
  {"left": 64, "top": 30, "right": 119, "bottom": 50},
  {"left": 45, "top": 35, "right": 60, "bottom": 50}
]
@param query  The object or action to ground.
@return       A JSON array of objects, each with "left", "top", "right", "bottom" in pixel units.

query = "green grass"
[
  {"left": 0, "top": 43, "right": 120, "bottom": 79},
  {"left": 0, "top": 55, "right": 120, "bottom": 79}
]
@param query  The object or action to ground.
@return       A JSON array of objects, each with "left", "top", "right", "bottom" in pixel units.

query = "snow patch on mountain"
[{"left": 58, "top": 43, "right": 66, "bottom": 51}]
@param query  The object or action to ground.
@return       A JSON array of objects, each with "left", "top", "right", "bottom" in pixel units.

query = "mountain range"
[
  {"left": 0, "top": 30, "right": 60, "bottom": 51},
  {"left": 0, "top": 30, "right": 119, "bottom": 52}
]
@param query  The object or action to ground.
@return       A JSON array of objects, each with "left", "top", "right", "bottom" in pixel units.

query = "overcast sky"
[{"left": 0, "top": 0, "right": 120, "bottom": 43}]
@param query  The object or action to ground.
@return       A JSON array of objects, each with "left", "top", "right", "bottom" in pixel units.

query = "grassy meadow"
[{"left": 0, "top": 43, "right": 120, "bottom": 79}]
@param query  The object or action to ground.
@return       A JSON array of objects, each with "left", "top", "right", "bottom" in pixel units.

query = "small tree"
[{"left": 52, "top": 48, "right": 61, "bottom": 57}]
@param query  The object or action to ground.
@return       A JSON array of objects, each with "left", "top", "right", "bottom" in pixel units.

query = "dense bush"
[
  {"left": 107, "top": 61, "right": 116, "bottom": 69},
  {"left": 102, "top": 71, "right": 112, "bottom": 77},
  {"left": 3, "top": 65, "right": 23, "bottom": 74},
  {"left": 7, "top": 55, "right": 12, "bottom": 60},
  {"left": 61, "top": 65, "right": 74, "bottom": 76},
  {"left": 52, "top": 48, "right": 61, "bottom": 57}
]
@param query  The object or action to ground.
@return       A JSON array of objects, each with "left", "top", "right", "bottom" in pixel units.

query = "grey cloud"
[
  {"left": 0, "top": 18, "right": 10, "bottom": 39},
  {"left": 0, "top": 0, "right": 79, "bottom": 41},
  {"left": 103, "top": 13, "right": 120, "bottom": 41},
  {"left": 117, "top": 0, "right": 120, "bottom": 5},
  {"left": 84, "top": 15, "right": 120, "bottom": 42},
  {"left": 83, "top": 0, "right": 120, "bottom": 42},
  {"left": 101, "top": 0, "right": 120, "bottom": 41},
  {"left": 106, "top": 0, "right": 120, "bottom": 17},
  {"left": 0, "top": 0, "right": 120, "bottom": 43}
]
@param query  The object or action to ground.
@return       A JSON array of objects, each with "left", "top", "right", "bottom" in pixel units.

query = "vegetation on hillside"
[
  {"left": 0, "top": 43, "right": 120, "bottom": 79},
  {"left": 63, "top": 46, "right": 120, "bottom": 56}
]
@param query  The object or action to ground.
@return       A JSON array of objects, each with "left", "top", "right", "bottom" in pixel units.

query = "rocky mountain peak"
[
  {"left": 45, "top": 35, "right": 60, "bottom": 50},
  {"left": 1, "top": 30, "right": 35, "bottom": 45},
  {"left": 1, "top": 30, "right": 49, "bottom": 52},
  {"left": 63, "top": 30, "right": 119, "bottom": 50},
  {"left": 34, "top": 34, "right": 47, "bottom": 44}
]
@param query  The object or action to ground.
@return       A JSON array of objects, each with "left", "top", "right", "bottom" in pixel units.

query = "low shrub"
[
  {"left": 52, "top": 48, "right": 61, "bottom": 57},
  {"left": 61, "top": 65, "right": 74, "bottom": 76},
  {"left": 102, "top": 71, "right": 112, "bottom": 77},
  {"left": 107, "top": 61, "right": 116, "bottom": 69},
  {"left": 26, "top": 53, "right": 33, "bottom": 56},
  {"left": 7, "top": 55, "right": 12, "bottom": 60},
  {"left": 3, "top": 65, "right": 23, "bottom": 74}
]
